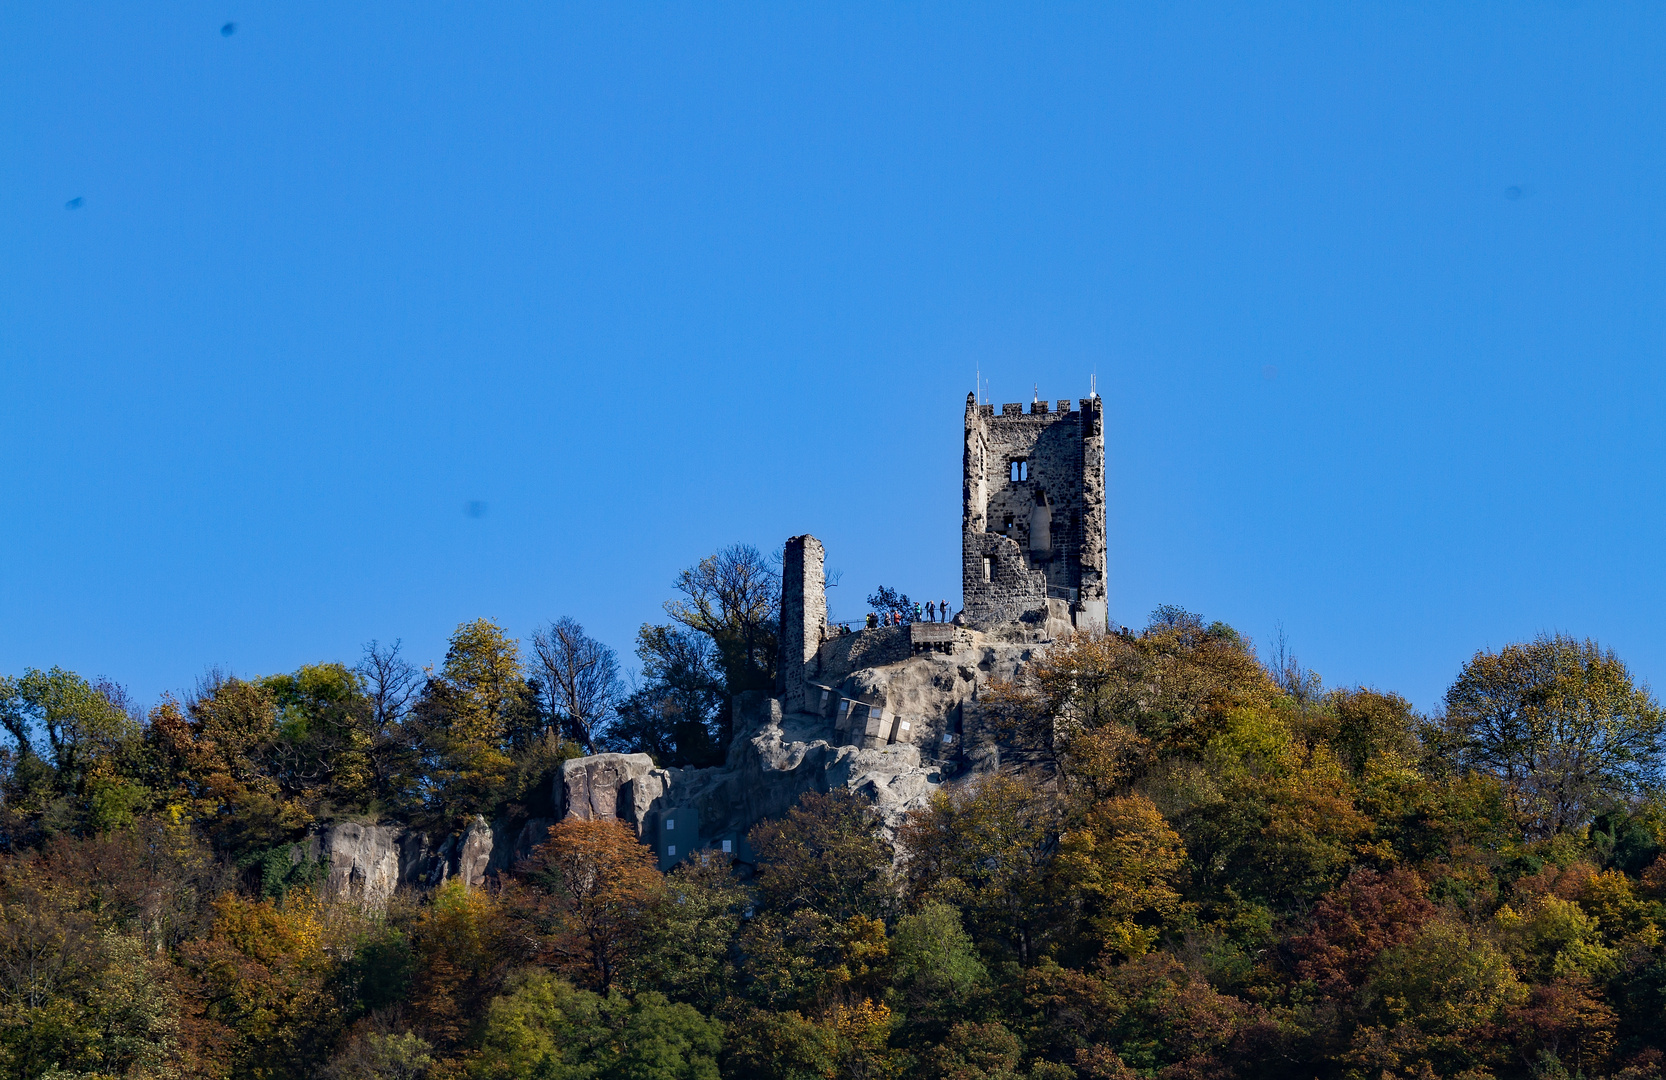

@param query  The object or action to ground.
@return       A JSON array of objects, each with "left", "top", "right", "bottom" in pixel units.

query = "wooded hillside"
[{"left": 3, "top": 593, "right": 1665, "bottom": 1080}]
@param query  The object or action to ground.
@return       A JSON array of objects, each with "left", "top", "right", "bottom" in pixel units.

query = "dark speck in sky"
[
  {"left": 64, "top": 197, "right": 82, "bottom": 210},
  {"left": 221, "top": 22, "right": 236, "bottom": 36},
  {"left": 465, "top": 501, "right": 487, "bottom": 519}
]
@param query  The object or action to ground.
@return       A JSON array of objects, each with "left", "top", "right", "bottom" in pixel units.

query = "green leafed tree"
[
  {"left": 663, "top": 544, "right": 779, "bottom": 745},
  {"left": 0, "top": 668, "right": 146, "bottom": 833},
  {"left": 1444, "top": 634, "right": 1666, "bottom": 838}
]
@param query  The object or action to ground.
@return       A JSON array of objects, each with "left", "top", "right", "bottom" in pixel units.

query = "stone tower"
[
  {"left": 778, "top": 535, "right": 827, "bottom": 713},
  {"left": 961, "top": 392, "right": 1106, "bottom": 633}
]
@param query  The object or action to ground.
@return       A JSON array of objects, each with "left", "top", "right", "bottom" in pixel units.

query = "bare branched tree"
[
  {"left": 1266, "top": 623, "right": 1323, "bottom": 705},
  {"left": 358, "top": 639, "right": 421, "bottom": 733},
  {"left": 531, "top": 618, "right": 623, "bottom": 753},
  {"left": 664, "top": 543, "right": 780, "bottom": 697}
]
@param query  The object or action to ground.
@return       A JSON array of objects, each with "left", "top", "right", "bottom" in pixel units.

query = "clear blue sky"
[{"left": 4, "top": 3, "right": 1663, "bottom": 713}]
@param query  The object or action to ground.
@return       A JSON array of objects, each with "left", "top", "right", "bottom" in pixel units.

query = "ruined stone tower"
[
  {"left": 778, "top": 535, "right": 827, "bottom": 713},
  {"left": 961, "top": 392, "right": 1106, "bottom": 633}
]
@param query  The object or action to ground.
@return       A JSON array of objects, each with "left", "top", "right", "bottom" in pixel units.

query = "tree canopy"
[{"left": 2, "top": 596, "right": 1666, "bottom": 1080}]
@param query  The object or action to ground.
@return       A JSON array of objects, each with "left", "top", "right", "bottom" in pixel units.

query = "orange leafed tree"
[{"left": 520, "top": 817, "right": 663, "bottom": 991}]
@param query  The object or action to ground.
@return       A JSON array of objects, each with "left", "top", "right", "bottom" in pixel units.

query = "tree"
[
  {"left": 357, "top": 640, "right": 423, "bottom": 807},
  {"left": 1353, "top": 920, "right": 1527, "bottom": 1077},
  {"left": 749, "top": 790, "right": 893, "bottom": 923},
  {"left": 1307, "top": 687, "right": 1422, "bottom": 776},
  {"left": 923, "top": 1020, "right": 1023, "bottom": 1080},
  {"left": 520, "top": 818, "right": 663, "bottom": 992},
  {"left": 629, "top": 855, "right": 746, "bottom": 1009},
  {"left": 604, "top": 625, "right": 726, "bottom": 768},
  {"left": 977, "top": 613, "right": 1278, "bottom": 799},
  {"left": 664, "top": 544, "right": 780, "bottom": 712},
  {"left": 743, "top": 791, "right": 896, "bottom": 1010},
  {"left": 888, "top": 903, "right": 989, "bottom": 1049},
  {"left": 530, "top": 618, "right": 623, "bottom": 753},
  {"left": 259, "top": 663, "right": 378, "bottom": 819},
  {"left": 1444, "top": 634, "right": 1666, "bottom": 838},
  {"left": 156, "top": 678, "right": 315, "bottom": 858},
  {"left": 867, "top": 586, "right": 916, "bottom": 623},
  {"left": 405, "top": 879, "right": 523, "bottom": 1052},
  {"left": 1180, "top": 708, "right": 1370, "bottom": 912},
  {"left": 1290, "top": 868, "right": 1435, "bottom": 999},
  {"left": 406, "top": 619, "right": 530, "bottom": 820},
  {"left": 0, "top": 859, "right": 185, "bottom": 1080},
  {"left": 0, "top": 668, "right": 146, "bottom": 830},
  {"left": 178, "top": 892, "right": 343, "bottom": 1080},
  {"left": 322, "top": 1030, "right": 435, "bottom": 1080},
  {"left": 472, "top": 971, "right": 723, "bottom": 1080},
  {"left": 898, "top": 774, "right": 1063, "bottom": 967},
  {"left": 1054, "top": 794, "right": 1188, "bottom": 961}
]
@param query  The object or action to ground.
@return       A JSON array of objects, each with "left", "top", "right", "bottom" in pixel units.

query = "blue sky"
[{"left": 4, "top": 3, "right": 1664, "bottom": 712}]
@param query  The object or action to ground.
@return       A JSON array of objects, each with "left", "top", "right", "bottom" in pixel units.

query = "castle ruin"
[{"left": 961, "top": 392, "right": 1107, "bottom": 634}]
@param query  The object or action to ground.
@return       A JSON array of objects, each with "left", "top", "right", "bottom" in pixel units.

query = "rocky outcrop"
[
  {"left": 290, "top": 627, "right": 1063, "bottom": 900},
  {"left": 301, "top": 812, "right": 547, "bottom": 907},
  {"left": 557, "top": 753, "right": 674, "bottom": 833},
  {"left": 565, "top": 630, "right": 1061, "bottom": 870},
  {"left": 306, "top": 823, "right": 403, "bottom": 906}
]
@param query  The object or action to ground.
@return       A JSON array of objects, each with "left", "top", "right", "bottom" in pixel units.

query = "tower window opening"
[{"left": 1010, "top": 459, "right": 1028, "bottom": 482}]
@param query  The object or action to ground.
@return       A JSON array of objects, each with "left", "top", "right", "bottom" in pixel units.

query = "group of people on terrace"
[{"left": 865, "top": 599, "right": 952, "bottom": 629}]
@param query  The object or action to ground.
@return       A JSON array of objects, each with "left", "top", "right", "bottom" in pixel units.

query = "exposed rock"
[
  {"left": 307, "top": 822, "right": 403, "bottom": 907},
  {"left": 550, "top": 623, "right": 1061, "bottom": 871},
  {"left": 557, "top": 753, "right": 675, "bottom": 834},
  {"left": 455, "top": 815, "right": 495, "bottom": 888},
  {"left": 304, "top": 814, "right": 515, "bottom": 906},
  {"left": 294, "top": 612, "right": 1069, "bottom": 898}
]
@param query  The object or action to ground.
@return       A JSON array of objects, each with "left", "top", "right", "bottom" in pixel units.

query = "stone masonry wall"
[
  {"left": 779, "top": 535, "right": 826, "bottom": 713},
  {"left": 962, "top": 392, "right": 1107, "bottom": 633}
]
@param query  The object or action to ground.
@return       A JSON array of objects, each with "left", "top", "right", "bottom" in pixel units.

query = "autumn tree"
[
  {"left": 260, "top": 663, "right": 379, "bottom": 818},
  {"left": 1291, "top": 867, "right": 1436, "bottom": 1000},
  {"left": 1444, "top": 634, "right": 1666, "bottom": 837},
  {"left": 178, "top": 892, "right": 344, "bottom": 1080},
  {"left": 1297, "top": 687, "right": 1423, "bottom": 776},
  {"left": 1054, "top": 794, "right": 1188, "bottom": 961},
  {"left": 0, "top": 859, "right": 184, "bottom": 1080},
  {"left": 1350, "top": 920, "right": 1527, "bottom": 1078},
  {"left": 153, "top": 679, "right": 316, "bottom": 859},
  {"left": 743, "top": 790, "right": 895, "bottom": 1009},
  {"left": 899, "top": 774, "right": 1064, "bottom": 967},
  {"left": 977, "top": 608, "right": 1278, "bottom": 802},
  {"left": 405, "top": 880, "right": 525, "bottom": 1053},
  {"left": 0, "top": 667, "right": 146, "bottom": 832},
  {"left": 519, "top": 817, "right": 663, "bottom": 992},
  {"left": 406, "top": 619, "right": 532, "bottom": 821},
  {"left": 1175, "top": 708, "right": 1370, "bottom": 913}
]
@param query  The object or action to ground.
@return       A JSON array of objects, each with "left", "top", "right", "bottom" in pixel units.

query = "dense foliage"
[{"left": 3, "top": 587, "right": 1666, "bottom": 1080}]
